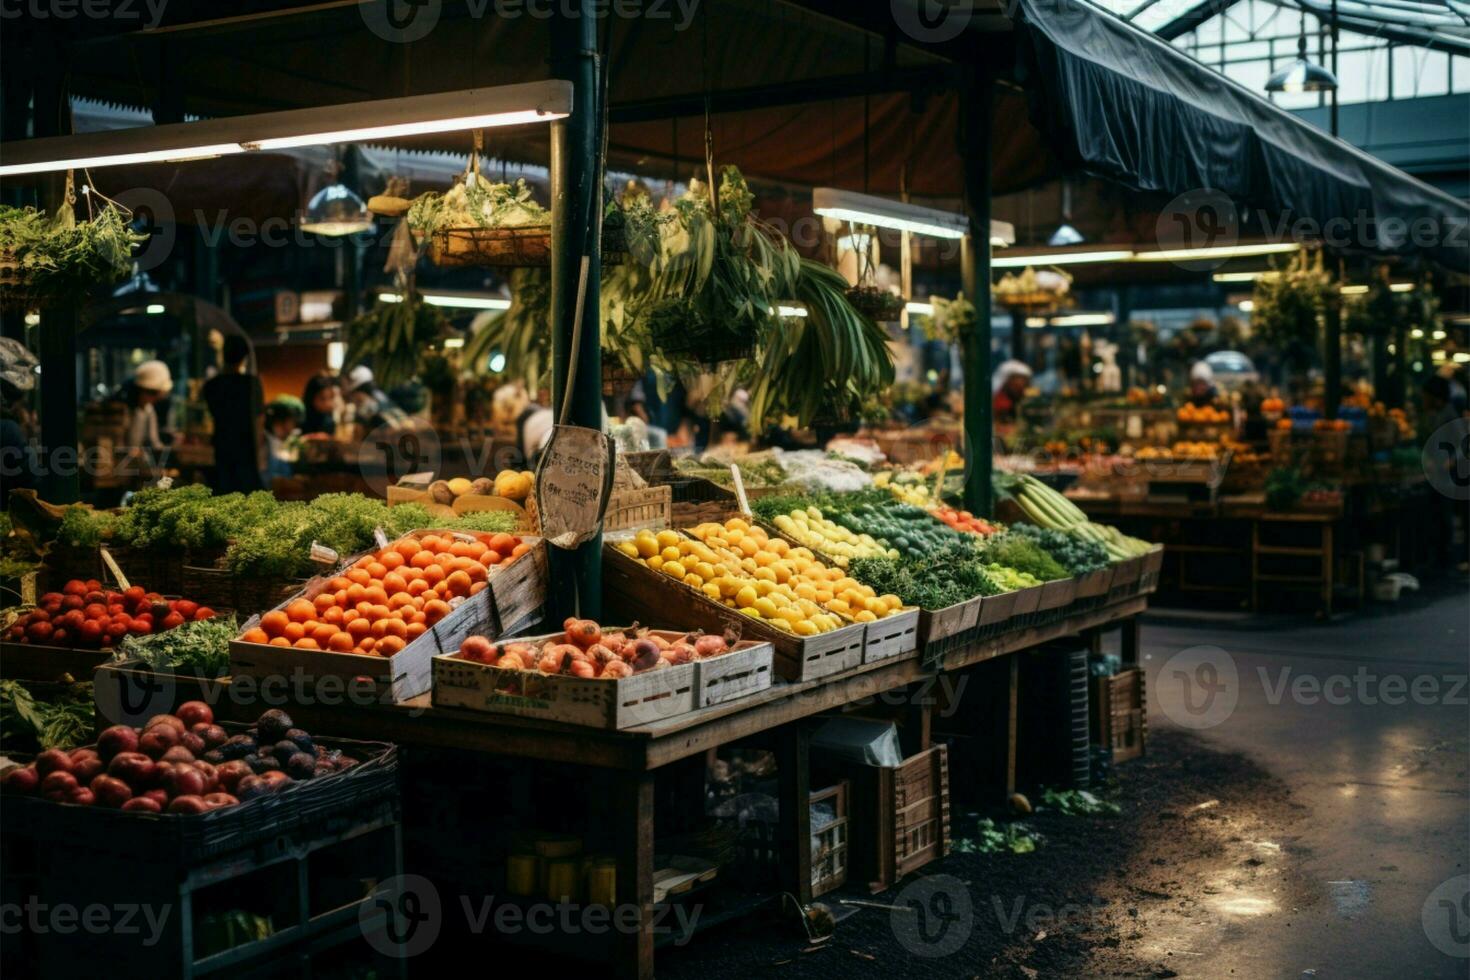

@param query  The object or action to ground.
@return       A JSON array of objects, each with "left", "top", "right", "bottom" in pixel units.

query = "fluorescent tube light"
[
  {"left": 0, "top": 81, "right": 572, "bottom": 177},
  {"left": 1050, "top": 313, "right": 1115, "bottom": 327},
  {"left": 905, "top": 302, "right": 934, "bottom": 316},
  {"left": 378, "top": 292, "right": 511, "bottom": 311},
  {"left": 1134, "top": 242, "right": 1299, "bottom": 262},
  {"left": 1389, "top": 282, "right": 1414, "bottom": 293},
  {"left": 443, "top": 337, "right": 466, "bottom": 349},
  {"left": 145, "top": 304, "right": 166, "bottom": 314},
  {"left": 812, "top": 187, "right": 1015, "bottom": 245},
  {"left": 1238, "top": 300, "right": 1255, "bottom": 312},
  {"left": 1213, "top": 271, "right": 1278, "bottom": 283},
  {"left": 993, "top": 249, "right": 1135, "bottom": 268},
  {"left": 1339, "top": 285, "right": 1369, "bottom": 295}
]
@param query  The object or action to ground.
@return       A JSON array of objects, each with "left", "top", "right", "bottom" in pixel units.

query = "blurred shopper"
[
  {"left": 991, "top": 359, "right": 1033, "bottom": 423},
  {"left": 301, "top": 371, "right": 343, "bottom": 437},
  {"left": 1186, "top": 361, "right": 1218, "bottom": 407},
  {"left": 201, "top": 334, "right": 264, "bottom": 493},
  {"left": 122, "top": 360, "right": 173, "bottom": 453},
  {"left": 263, "top": 396, "right": 304, "bottom": 483}
]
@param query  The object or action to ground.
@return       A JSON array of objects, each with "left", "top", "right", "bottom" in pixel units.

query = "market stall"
[{"left": 0, "top": 0, "right": 1465, "bottom": 977}]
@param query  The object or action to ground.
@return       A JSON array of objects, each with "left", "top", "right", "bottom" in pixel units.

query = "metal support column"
[
  {"left": 548, "top": 3, "right": 604, "bottom": 621},
  {"left": 960, "top": 66, "right": 994, "bottom": 516},
  {"left": 1324, "top": 256, "right": 1342, "bottom": 418}
]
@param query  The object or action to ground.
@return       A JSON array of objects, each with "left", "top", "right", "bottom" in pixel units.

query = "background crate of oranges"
[{"left": 229, "top": 529, "right": 547, "bottom": 703}]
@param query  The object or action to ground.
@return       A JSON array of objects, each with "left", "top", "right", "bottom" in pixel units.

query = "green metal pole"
[
  {"left": 1324, "top": 255, "right": 1342, "bottom": 419},
  {"left": 548, "top": 3, "right": 604, "bottom": 621},
  {"left": 961, "top": 66, "right": 994, "bottom": 516}
]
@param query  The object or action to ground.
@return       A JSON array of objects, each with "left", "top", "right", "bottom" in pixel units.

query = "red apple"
[
  {"left": 167, "top": 795, "right": 209, "bottom": 815},
  {"left": 107, "top": 752, "right": 157, "bottom": 789},
  {"left": 164, "top": 766, "right": 207, "bottom": 799},
  {"left": 34, "top": 749, "right": 74, "bottom": 777},
  {"left": 89, "top": 774, "right": 133, "bottom": 808},
  {"left": 176, "top": 701, "right": 213, "bottom": 727},
  {"left": 121, "top": 796, "right": 162, "bottom": 813}
]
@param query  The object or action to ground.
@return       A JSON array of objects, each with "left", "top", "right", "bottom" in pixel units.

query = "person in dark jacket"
[
  {"left": 301, "top": 371, "right": 342, "bottom": 437},
  {"left": 201, "top": 334, "right": 264, "bottom": 494}
]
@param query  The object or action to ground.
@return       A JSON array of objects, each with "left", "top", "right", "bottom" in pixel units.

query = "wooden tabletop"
[{"left": 272, "top": 596, "right": 1150, "bottom": 772}]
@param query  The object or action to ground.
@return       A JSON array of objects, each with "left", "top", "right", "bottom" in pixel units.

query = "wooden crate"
[
  {"left": 917, "top": 596, "right": 982, "bottom": 646},
  {"left": 977, "top": 590, "right": 1018, "bottom": 627},
  {"left": 1091, "top": 668, "right": 1146, "bottom": 763},
  {"left": 1010, "top": 584, "right": 1044, "bottom": 617},
  {"left": 1038, "top": 577, "right": 1078, "bottom": 612},
  {"left": 1074, "top": 567, "right": 1114, "bottom": 599},
  {"left": 891, "top": 744, "right": 951, "bottom": 880},
  {"left": 1107, "top": 556, "right": 1144, "bottom": 600},
  {"left": 0, "top": 641, "right": 112, "bottom": 683},
  {"left": 694, "top": 641, "right": 775, "bottom": 707},
  {"left": 863, "top": 607, "right": 920, "bottom": 664},
  {"left": 601, "top": 544, "right": 864, "bottom": 682},
  {"left": 810, "top": 781, "right": 849, "bottom": 898},
  {"left": 432, "top": 629, "right": 702, "bottom": 729},
  {"left": 229, "top": 532, "right": 547, "bottom": 703}
]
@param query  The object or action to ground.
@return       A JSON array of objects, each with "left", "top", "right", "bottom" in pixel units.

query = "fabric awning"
[{"left": 1011, "top": 0, "right": 1470, "bottom": 271}]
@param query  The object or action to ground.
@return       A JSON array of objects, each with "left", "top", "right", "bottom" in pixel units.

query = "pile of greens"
[
  {"left": 0, "top": 679, "right": 94, "bottom": 752},
  {"left": 850, "top": 542, "right": 1003, "bottom": 609},
  {"left": 117, "top": 615, "right": 237, "bottom": 677},
  {"left": 976, "top": 533, "right": 1070, "bottom": 582},
  {"left": 1010, "top": 524, "right": 1111, "bottom": 574},
  {"left": 55, "top": 505, "right": 116, "bottom": 549},
  {"left": 0, "top": 202, "right": 144, "bottom": 297},
  {"left": 1039, "top": 788, "right": 1121, "bottom": 817}
]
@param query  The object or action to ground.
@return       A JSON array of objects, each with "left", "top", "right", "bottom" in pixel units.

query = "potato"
[
  {"left": 447, "top": 477, "right": 474, "bottom": 498},
  {"left": 470, "top": 477, "right": 494, "bottom": 496},
  {"left": 428, "top": 480, "right": 455, "bottom": 505}
]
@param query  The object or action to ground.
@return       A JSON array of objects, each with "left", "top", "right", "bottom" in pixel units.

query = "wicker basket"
[{"left": 426, "top": 222, "right": 626, "bottom": 269}]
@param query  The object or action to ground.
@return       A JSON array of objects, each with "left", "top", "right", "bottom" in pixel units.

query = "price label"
[
  {"left": 534, "top": 425, "right": 616, "bottom": 549},
  {"left": 99, "top": 547, "right": 131, "bottom": 592},
  {"left": 310, "top": 541, "right": 341, "bottom": 567},
  {"left": 373, "top": 526, "right": 390, "bottom": 549}
]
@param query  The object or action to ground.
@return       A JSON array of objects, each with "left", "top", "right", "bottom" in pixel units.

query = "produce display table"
[
  {"left": 227, "top": 594, "right": 1149, "bottom": 979},
  {"left": 1069, "top": 485, "right": 1431, "bottom": 614}
]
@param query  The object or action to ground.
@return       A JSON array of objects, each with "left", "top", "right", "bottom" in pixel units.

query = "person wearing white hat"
[
  {"left": 341, "top": 364, "right": 407, "bottom": 434},
  {"left": 991, "top": 359, "right": 1033, "bottom": 422},
  {"left": 1186, "top": 361, "right": 1218, "bottom": 408},
  {"left": 124, "top": 359, "right": 174, "bottom": 453}
]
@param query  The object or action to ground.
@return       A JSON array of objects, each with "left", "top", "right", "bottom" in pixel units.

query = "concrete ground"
[
  {"left": 655, "top": 579, "right": 1469, "bottom": 979},
  {"left": 1131, "top": 581, "right": 1470, "bottom": 978}
]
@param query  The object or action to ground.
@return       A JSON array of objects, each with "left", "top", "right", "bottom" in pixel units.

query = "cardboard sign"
[{"left": 534, "top": 425, "right": 615, "bottom": 549}]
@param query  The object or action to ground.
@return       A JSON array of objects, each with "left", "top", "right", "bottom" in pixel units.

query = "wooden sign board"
[{"left": 534, "top": 424, "right": 615, "bottom": 549}]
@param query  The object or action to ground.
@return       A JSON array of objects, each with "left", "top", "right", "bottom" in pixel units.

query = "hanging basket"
[
  {"left": 425, "top": 222, "right": 627, "bottom": 269},
  {"left": 845, "top": 286, "right": 904, "bottom": 322},
  {"left": 0, "top": 248, "right": 47, "bottom": 313},
  {"left": 995, "top": 290, "right": 1067, "bottom": 313},
  {"left": 659, "top": 333, "right": 754, "bottom": 367}
]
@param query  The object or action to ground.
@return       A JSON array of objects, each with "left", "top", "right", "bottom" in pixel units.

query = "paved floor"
[
  {"left": 1133, "top": 581, "right": 1470, "bottom": 978},
  {"left": 652, "top": 581, "right": 1469, "bottom": 980}
]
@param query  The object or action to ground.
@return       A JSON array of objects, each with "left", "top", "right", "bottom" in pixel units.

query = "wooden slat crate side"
[
  {"left": 693, "top": 642, "right": 775, "bottom": 707},
  {"left": 1090, "top": 669, "right": 1147, "bottom": 763},
  {"left": 863, "top": 607, "right": 920, "bottom": 663},
  {"left": 1075, "top": 567, "right": 1115, "bottom": 599},
  {"left": 917, "top": 596, "right": 982, "bottom": 645},
  {"left": 810, "top": 781, "right": 849, "bottom": 898},
  {"left": 1038, "top": 577, "right": 1078, "bottom": 611},
  {"left": 1010, "top": 584, "right": 1044, "bottom": 616},
  {"left": 0, "top": 641, "right": 113, "bottom": 683},
  {"left": 977, "top": 589, "right": 1018, "bottom": 626}
]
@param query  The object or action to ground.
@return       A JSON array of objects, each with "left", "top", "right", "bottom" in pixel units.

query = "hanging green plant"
[
  {"left": 461, "top": 167, "right": 893, "bottom": 429},
  {"left": 922, "top": 293, "right": 977, "bottom": 344},
  {"left": 1251, "top": 250, "right": 1329, "bottom": 351},
  {"left": 0, "top": 198, "right": 143, "bottom": 307},
  {"left": 342, "top": 291, "right": 449, "bottom": 390},
  {"left": 1343, "top": 269, "right": 1401, "bottom": 338}
]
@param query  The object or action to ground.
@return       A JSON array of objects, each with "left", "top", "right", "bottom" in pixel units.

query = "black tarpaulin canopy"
[{"left": 1008, "top": 0, "right": 1470, "bottom": 271}]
